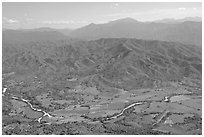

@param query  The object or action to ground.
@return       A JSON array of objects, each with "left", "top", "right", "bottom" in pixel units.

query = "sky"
[{"left": 2, "top": 2, "right": 202, "bottom": 29}]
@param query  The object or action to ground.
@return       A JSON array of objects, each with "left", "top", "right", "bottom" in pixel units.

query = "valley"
[
  {"left": 2, "top": 38, "right": 202, "bottom": 135},
  {"left": 3, "top": 75, "right": 202, "bottom": 135}
]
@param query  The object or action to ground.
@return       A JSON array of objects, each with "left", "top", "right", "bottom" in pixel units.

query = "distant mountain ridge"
[
  {"left": 2, "top": 16, "right": 202, "bottom": 46},
  {"left": 154, "top": 17, "right": 202, "bottom": 23},
  {"left": 2, "top": 29, "right": 77, "bottom": 43},
  {"left": 68, "top": 17, "right": 202, "bottom": 46}
]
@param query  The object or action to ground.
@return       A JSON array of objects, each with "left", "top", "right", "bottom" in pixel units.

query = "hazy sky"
[{"left": 3, "top": 2, "right": 202, "bottom": 29}]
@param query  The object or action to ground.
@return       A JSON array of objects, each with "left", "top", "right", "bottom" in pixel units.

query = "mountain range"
[
  {"left": 68, "top": 17, "right": 202, "bottom": 46},
  {"left": 3, "top": 17, "right": 202, "bottom": 46},
  {"left": 3, "top": 37, "right": 202, "bottom": 91},
  {"left": 154, "top": 16, "right": 202, "bottom": 23},
  {"left": 2, "top": 14, "right": 202, "bottom": 135}
]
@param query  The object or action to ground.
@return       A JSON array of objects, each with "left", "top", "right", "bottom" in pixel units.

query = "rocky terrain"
[{"left": 2, "top": 36, "right": 202, "bottom": 135}]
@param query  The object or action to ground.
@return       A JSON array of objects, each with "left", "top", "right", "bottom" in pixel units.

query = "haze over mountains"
[
  {"left": 154, "top": 16, "right": 202, "bottom": 23},
  {"left": 69, "top": 17, "right": 202, "bottom": 46},
  {"left": 2, "top": 9, "right": 202, "bottom": 134},
  {"left": 2, "top": 29, "right": 71, "bottom": 43},
  {"left": 3, "top": 15, "right": 202, "bottom": 83},
  {"left": 3, "top": 16, "right": 202, "bottom": 46}
]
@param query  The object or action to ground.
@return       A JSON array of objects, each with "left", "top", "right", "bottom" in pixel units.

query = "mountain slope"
[
  {"left": 69, "top": 18, "right": 202, "bottom": 46},
  {"left": 3, "top": 38, "right": 201, "bottom": 90},
  {"left": 2, "top": 29, "right": 71, "bottom": 43}
]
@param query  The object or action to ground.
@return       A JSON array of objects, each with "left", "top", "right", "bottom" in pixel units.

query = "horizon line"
[{"left": 2, "top": 16, "right": 202, "bottom": 30}]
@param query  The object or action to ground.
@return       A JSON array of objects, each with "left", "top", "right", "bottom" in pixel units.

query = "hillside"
[
  {"left": 68, "top": 18, "right": 202, "bottom": 46},
  {"left": 2, "top": 29, "right": 71, "bottom": 43},
  {"left": 2, "top": 37, "right": 202, "bottom": 135},
  {"left": 3, "top": 38, "right": 201, "bottom": 90}
]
